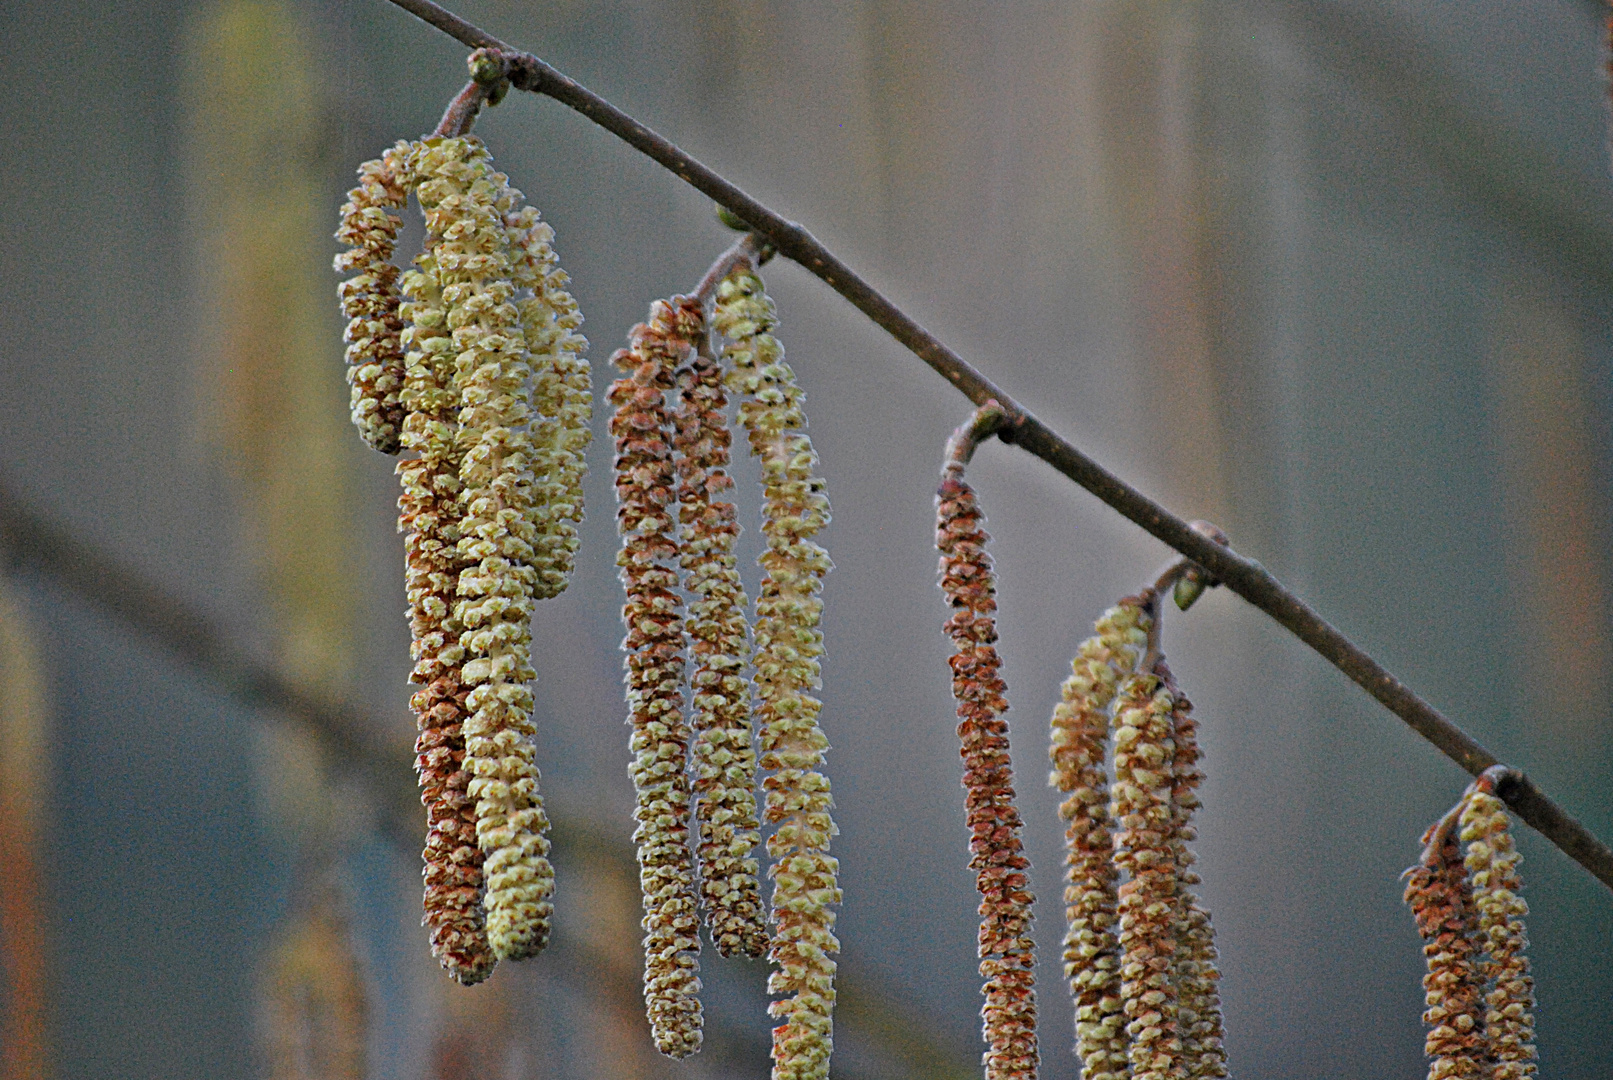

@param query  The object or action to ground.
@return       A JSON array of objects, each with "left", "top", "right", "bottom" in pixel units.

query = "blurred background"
[{"left": 2, "top": 0, "right": 1612, "bottom": 1077}]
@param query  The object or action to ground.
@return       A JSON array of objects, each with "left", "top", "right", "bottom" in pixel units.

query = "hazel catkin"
[
  {"left": 1050, "top": 600, "right": 1147, "bottom": 1080},
  {"left": 1110, "top": 672, "right": 1184, "bottom": 1080},
  {"left": 1460, "top": 791, "right": 1536, "bottom": 1080},
  {"left": 715, "top": 262, "right": 840, "bottom": 1080},
  {"left": 675, "top": 332, "right": 767, "bottom": 960},
  {"left": 1404, "top": 805, "right": 1489, "bottom": 1080},
  {"left": 413, "top": 134, "right": 555, "bottom": 964},
  {"left": 937, "top": 466, "right": 1038, "bottom": 1080},
  {"left": 398, "top": 193, "right": 494, "bottom": 985},
  {"left": 610, "top": 295, "right": 706, "bottom": 1057},
  {"left": 335, "top": 143, "right": 412, "bottom": 455}
]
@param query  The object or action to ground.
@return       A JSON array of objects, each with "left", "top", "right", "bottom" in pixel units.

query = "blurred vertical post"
[
  {"left": 183, "top": 0, "right": 359, "bottom": 695},
  {"left": 183, "top": 6, "right": 373, "bottom": 1075},
  {"left": 0, "top": 582, "right": 47, "bottom": 1080}
]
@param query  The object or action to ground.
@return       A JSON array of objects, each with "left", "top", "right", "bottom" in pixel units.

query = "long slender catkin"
[
  {"left": 1050, "top": 600, "right": 1147, "bottom": 1080},
  {"left": 1111, "top": 671, "right": 1184, "bottom": 1080},
  {"left": 938, "top": 467, "right": 1038, "bottom": 1080},
  {"left": 675, "top": 333, "right": 768, "bottom": 959},
  {"left": 1404, "top": 805, "right": 1489, "bottom": 1080},
  {"left": 1459, "top": 791, "right": 1536, "bottom": 1080},
  {"left": 335, "top": 144, "right": 411, "bottom": 455},
  {"left": 610, "top": 296, "right": 706, "bottom": 1057},
  {"left": 1156, "top": 660, "right": 1226, "bottom": 1080},
  {"left": 714, "top": 263, "right": 840, "bottom": 1080}
]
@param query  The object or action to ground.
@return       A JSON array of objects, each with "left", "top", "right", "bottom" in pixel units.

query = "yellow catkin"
[
  {"left": 413, "top": 135, "right": 554, "bottom": 963},
  {"left": 1404, "top": 806, "right": 1489, "bottom": 1080},
  {"left": 609, "top": 296, "right": 706, "bottom": 1057},
  {"left": 714, "top": 265, "right": 840, "bottom": 1080},
  {"left": 398, "top": 184, "right": 496, "bottom": 984},
  {"left": 676, "top": 331, "right": 768, "bottom": 959},
  {"left": 1156, "top": 662, "right": 1226, "bottom": 1080},
  {"left": 335, "top": 143, "right": 411, "bottom": 454},
  {"left": 1111, "top": 673, "right": 1184, "bottom": 1080},
  {"left": 1460, "top": 792, "right": 1536, "bottom": 1080},
  {"left": 500, "top": 181, "right": 592, "bottom": 600},
  {"left": 1049, "top": 600, "right": 1147, "bottom": 1080}
]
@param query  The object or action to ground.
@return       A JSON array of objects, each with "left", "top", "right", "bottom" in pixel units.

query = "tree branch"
[{"left": 379, "top": 0, "right": 1613, "bottom": 896}]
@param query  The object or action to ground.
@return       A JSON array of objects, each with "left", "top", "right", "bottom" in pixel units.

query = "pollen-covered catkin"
[
  {"left": 715, "top": 264, "right": 840, "bottom": 1080},
  {"left": 414, "top": 135, "right": 555, "bottom": 964},
  {"left": 676, "top": 333, "right": 767, "bottom": 959},
  {"left": 1111, "top": 673, "right": 1184, "bottom": 1080},
  {"left": 937, "top": 470, "right": 1038, "bottom": 1080},
  {"left": 335, "top": 143, "right": 412, "bottom": 454},
  {"left": 501, "top": 183, "right": 592, "bottom": 600},
  {"left": 610, "top": 296, "right": 705, "bottom": 1057},
  {"left": 1050, "top": 600, "right": 1147, "bottom": 1080},
  {"left": 1404, "top": 807, "right": 1489, "bottom": 1080},
  {"left": 1460, "top": 792, "right": 1536, "bottom": 1080},
  {"left": 1156, "top": 661, "right": 1226, "bottom": 1080},
  {"left": 398, "top": 204, "right": 494, "bottom": 984}
]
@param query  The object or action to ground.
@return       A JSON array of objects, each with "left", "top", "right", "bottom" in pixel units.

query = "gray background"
[{"left": 1, "top": 0, "right": 1610, "bottom": 1077}]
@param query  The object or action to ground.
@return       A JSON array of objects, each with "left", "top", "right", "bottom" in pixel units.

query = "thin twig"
[
  {"left": 378, "top": 0, "right": 1613, "bottom": 896},
  {"left": 434, "top": 79, "right": 489, "bottom": 137},
  {"left": 691, "top": 232, "right": 763, "bottom": 307}
]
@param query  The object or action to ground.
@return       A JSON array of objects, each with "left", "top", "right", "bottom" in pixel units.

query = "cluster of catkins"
[
  {"left": 1049, "top": 588, "right": 1228, "bottom": 1080},
  {"left": 609, "top": 254, "right": 839, "bottom": 1079},
  {"left": 1403, "top": 768, "right": 1537, "bottom": 1080},
  {"left": 335, "top": 130, "right": 591, "bottom": 985},
  {"left": 935, "top": 420, "right": 1226, "bottom": 1080}
]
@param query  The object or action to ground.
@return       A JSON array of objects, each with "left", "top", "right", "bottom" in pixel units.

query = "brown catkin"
[
  {"left": 1460, "top": 792, "right": 1537, "bottom": 1080},
  {"left": 610, "top": 295, "right": 705, "bottom": 1057},
  {"left": 1156, "top": 662, "right": 1226, "bottom": 1080},
  {"left": 1111, "top": 672, "right": 1184, "bottom": 1080},
  {"left": 715, "top": 264, "right": 840, "bottom": 1080},
  {"left": 414, "top": 135, "right": 555, "bottom": 964},
  {"left": 335, "top": 143, "right": 411, "bottom": 454},
  {"left": 675, "top": 333, "right": 768, "bottom": 959},
  {"left": 398, "top": 193, "right": 494, "bottom": 983},
  {"left": 937, "top": 469, "right": 1038, "bottom": 1080},
  {"left": 1050, "top": 600, "right": 1148, "bottom": 1080},
  {"left": 1404, "top": 808, "right": 1489, "bottom": 1080}
]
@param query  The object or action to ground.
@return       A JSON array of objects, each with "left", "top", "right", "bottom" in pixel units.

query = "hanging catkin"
[
  {"left": 1459, "top": 790, "right": 1537, "bottom": 1080},
  {"left": 675, "top": 333, "right": 767, "bottom": 959},
  {"left": 502, "top": 182, "right": 591, "bottom": 601},
  {"left": 1156, "top": 661, "right": 1226, "bottom": 1080},
  {"left": 1404, "top": 804, "right": 1489, "bottom": 1080},
  {"left": 714, "top": 263, "right": 840, "bottom": 1080},
  {"left": 1050, "top": 600, "right": 1148, "bottom": 1080},
  {"left": 937, "top": 454, "right": 1038, "bottom": 1080},
  {"left": 335, "top": 144, "right": 411, "bottom": 455},
  {"left": 1111, "top": 671, "right": 1184, "bottom": 1080},
  {"left": 413, "top": 134, "right": 555, "bottom": 963},
  {"left": 398, "top": 212, "right": 496, "bottom": 983},
  {"left": 609, "top": 295, "right": 706, "bottom": 1057}
]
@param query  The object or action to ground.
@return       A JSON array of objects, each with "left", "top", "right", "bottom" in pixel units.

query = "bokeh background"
[{"left": 2, "top": 0, "right": 1611, "bottom": 1077}]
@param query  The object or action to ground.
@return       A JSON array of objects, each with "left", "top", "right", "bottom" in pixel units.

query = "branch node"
[{"left": 1171, "top": 519, "right": 1231, "bottom": 611}]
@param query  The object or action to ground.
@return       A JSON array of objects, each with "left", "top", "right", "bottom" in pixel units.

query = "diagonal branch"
[{"left": 379, "top": 0, "right": 1613, "bottom": 896}]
